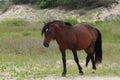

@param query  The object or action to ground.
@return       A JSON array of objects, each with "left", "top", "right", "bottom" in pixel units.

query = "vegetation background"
[
  {"left": 0, "top": 0, "right": 120, "bottom": 80},
  {"left": 0, "top": 0, "right": 118, "bottom": 9}
]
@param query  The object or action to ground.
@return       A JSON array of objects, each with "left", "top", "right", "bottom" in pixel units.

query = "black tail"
[{"left": 94, "top": 29, "right": 102, "bottom": 64}]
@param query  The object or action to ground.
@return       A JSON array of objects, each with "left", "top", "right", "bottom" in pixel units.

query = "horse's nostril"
[{"left": 43, "top": 43, "right": 49, "bottom": 47}]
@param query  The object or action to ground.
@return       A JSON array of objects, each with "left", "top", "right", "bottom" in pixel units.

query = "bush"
[
  {"left": 56, "top": 0, "right": 75, "bottom": 5},
  {"left": 0, "top": 0, "right": 12, "bottom": 12},
  {"left": 39, "top": 0, "right": 47, "bottom": 9},
  {"left": 12, "top": 0, "right": 28, "bottom": 4},
  {"left": 38, "top": 0, "right": 80, "bottom": 9},
  {"left": 3, "top": 0, "right": 118, "bottom": 9},
  {"left": 86, "top": 0, "right": 118, "bottom": 9},
  {"left": 12, "top": 0, "right": 40, "bottom": 4},
  {"left": 39, "top": 0, "right": 57, "bottom": 9}
]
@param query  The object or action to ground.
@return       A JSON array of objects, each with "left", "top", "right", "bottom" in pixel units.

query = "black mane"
[
  {"left": 41, "top": 20, "right": 72, "bottom": 35},
  {"left": 64, "top": 22, "right": 72, "bottom": 27}
]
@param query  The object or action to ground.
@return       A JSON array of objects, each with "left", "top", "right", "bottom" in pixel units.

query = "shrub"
[
  {"left": 39, "top": 0, "right": 57, "bottom": 9},
  {"left": 12, "top": 0, "right": 28, "bottom": 4},
  {"left": 56, "top": 0, "right": 75, "bottom": 5},
  {"left": 39, "top": 0, "right": 47, "bottom": 9},
  {"left": 10, "top": 0, "right": 118, "bottom": 9},
  {"left": 12, "top": 0, "right": 40, "bottom": 4},
  {"left": 0, "top": 0, "right": 12, "bottom": 12},
  {"left": 39, "top": 0, "right": 79, "bottom": 9}
]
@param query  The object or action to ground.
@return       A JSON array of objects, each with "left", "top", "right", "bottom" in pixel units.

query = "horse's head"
[
  {"left": 42, "top": 20, "right": 72, "bottom": 47},
  {"left": 42, "top": 21, "right": 56, "bottom": 47}
]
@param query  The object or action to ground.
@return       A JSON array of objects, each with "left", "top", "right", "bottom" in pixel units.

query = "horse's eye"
[
  {"left": 45, "top": 28, "right": 52, "bottom": 35},
  {"left": 45, "top": 28, "right": 49, "bottom": 32}
]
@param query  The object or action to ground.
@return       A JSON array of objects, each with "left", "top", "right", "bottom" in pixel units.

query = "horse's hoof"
[
  {"left": 61, "top": 72, "right": 66, "bottom": 77},
  {"left": 92, "top": 69, "right": 96, "bottom": 74},
  {"left": 79, "top": 72, "right": 84, "bottom": 75},
  {"left": 92, "top": 72, "right": 95, "bottom": 74}
]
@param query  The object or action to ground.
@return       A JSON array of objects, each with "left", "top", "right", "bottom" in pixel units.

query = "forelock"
[
  {"left": 42, "top": 24, "right": 49, "bottom": 35},
  {"left": 41, "top": 20, "right": 64, "bottom": 35}
]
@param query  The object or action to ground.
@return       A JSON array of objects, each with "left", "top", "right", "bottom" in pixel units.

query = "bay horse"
[{"left": 42, "top": 20, "right": 102, "bottom": 76}]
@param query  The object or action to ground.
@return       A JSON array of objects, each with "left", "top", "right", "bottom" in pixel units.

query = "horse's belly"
[
  {"left": 75, "top": 38, "right": 91, "bottom": 50},
  {"left": 76, "top": 43, "right": 89, "bottom": 50}
]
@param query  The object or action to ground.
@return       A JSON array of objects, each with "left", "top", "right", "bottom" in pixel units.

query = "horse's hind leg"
[
  {"left": 85, "top": 46, "right": 96, "bottom": 73},
  {"left": 72, "top": 48, "right": 83, "bottom": 75},
  {"left": 91, "top": 55, "right": 96, "bottom": 73},
  {"left": 86, "top": 54, "right": 96, "bottom": 73},
  {"left": 85, "top": 54, "right": 91, "bottom": 67}
]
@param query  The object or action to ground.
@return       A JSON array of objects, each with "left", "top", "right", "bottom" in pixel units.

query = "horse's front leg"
[
  {"left": 60, "top": 48, "right": 66, "bottom": 77},
  {"left": 72, "top": 48, "right": 84, "bottom": 75}
]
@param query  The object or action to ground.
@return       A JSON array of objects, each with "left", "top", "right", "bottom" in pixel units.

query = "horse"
[{"left": 42, "top": 20, "right": 102, "bottom": 77}]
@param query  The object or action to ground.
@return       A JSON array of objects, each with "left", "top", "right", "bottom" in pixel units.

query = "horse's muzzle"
[{"left": 43, "top": 42, "right": 49, "bottom": 47}]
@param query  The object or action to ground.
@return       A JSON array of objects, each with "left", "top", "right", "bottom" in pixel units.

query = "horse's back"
[
  {"left": 72, "top": 24, "right": 96, "bottom": 36},
  {"left": 73, "top": 24, "right": 97, "bottom": 37},
  {"left": 73, "top": 24, "right": 93, "bottom": 29},
  {"left": 72, "top": 24, "right": 97, "bottom": 50}
]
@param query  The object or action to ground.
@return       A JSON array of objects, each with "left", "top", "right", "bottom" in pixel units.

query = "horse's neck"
[
  {"left": 55, "top": 28, "right": 71, "bottom": 45},
  {"left": 55, "top": 30, "right": 67, "bottom": 40}
]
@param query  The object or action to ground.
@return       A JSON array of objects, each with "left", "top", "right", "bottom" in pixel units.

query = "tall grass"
[{"left": 0, "top": 19, "right": 120, "bottom": 79}]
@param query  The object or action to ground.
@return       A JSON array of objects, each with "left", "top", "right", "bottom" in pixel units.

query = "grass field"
[{"left": 0, "top": 19, "right": 120, "bottom": 79}]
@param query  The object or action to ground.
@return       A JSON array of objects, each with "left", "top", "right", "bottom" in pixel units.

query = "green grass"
[
  {"left": 0, "top": 18, "right": 28, "bottom": 27},
  {"left": 92, "top": 20, "right": 120, "bottom": 42},
  {"left": 0, "top": 19, "right": 120, "bottom": 79},
  {"left": 62, "top": 18, "right": 79, "bottom": 25}
]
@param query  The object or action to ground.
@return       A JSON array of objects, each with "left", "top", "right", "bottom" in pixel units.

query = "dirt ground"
[{"left": 28, "top": 76, "right": 120, "bottom": 80}]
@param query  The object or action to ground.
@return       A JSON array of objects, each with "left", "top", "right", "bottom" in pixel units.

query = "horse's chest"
[{"left": 57, "top": 39, "right": 74, "bottom": 49}]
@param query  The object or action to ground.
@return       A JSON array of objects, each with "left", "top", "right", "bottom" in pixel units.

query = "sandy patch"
[{"left": 28, "top": 76, "right": 120, "bottom": 80}]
